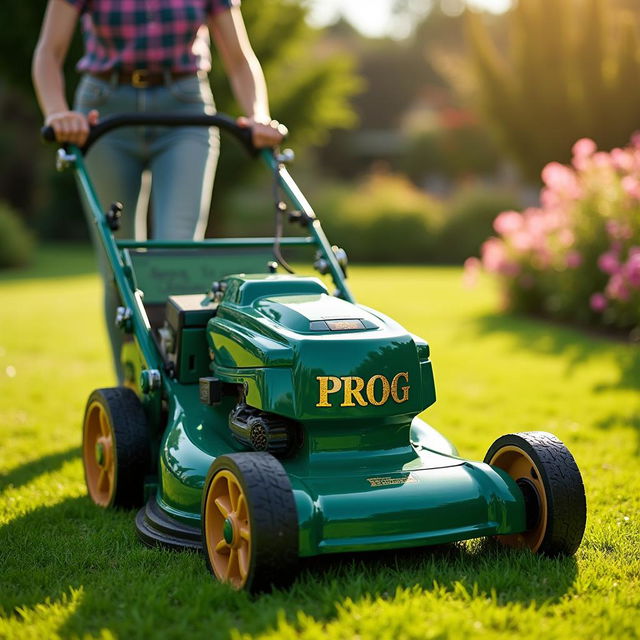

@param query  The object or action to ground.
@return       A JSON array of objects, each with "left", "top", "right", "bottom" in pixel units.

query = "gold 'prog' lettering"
[
  {"left": 316, "top": 375, "right": 342, "bottom": 407},
  {"left": 390, "top": 372, "right": 410, "bottom": 403},
  {"left": 341, "top": 376, "right": 367, "bottom": 407},
  {"left": 366, "top": 374, "right": 390, "bottom": 406},
  {"left": 315, "top": 373, "right": 410, "bottom": 408}
]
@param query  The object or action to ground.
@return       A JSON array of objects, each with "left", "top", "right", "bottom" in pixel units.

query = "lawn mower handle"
[{"left": 40, "top": 113, "right": 259, "bottom": 156}]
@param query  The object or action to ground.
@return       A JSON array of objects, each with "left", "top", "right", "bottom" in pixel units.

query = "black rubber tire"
[
  {"left": 484, "top": 431, "right": 586, "bottom": 556},
  {"left": 82, "top": 387, "right": 151, "bottom": 509},
  {"left": 201, "top": 452, "right": 298, "bottom": 593}
]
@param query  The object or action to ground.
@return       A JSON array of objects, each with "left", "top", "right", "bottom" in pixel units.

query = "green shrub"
[
  {"left": 400, "top": 125, "right": 501, "bottom": 183},
  {"left": 432, "top": 185, "right": 520, "bottom": 264},
  {"left": 0, "top": 201, "right": 35, "bottom": 269},
  {"left": 319, "top": 173, "right": 444, "bottom": 263}
]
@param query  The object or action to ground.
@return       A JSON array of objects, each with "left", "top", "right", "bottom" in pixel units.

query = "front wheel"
[
  {"left": 485, "top": 431, "right": 586, "bottom": 556},
  {"left": 201, "top": 452, "right": 298, "bottom": 592}
]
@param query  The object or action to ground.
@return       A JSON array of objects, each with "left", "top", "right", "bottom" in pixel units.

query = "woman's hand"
[
  {"left": 237, "top": 116, "right": 287, "bottom": 148},
  {"left": 45, "top": 109, "right": 99, "bottom": 146}
]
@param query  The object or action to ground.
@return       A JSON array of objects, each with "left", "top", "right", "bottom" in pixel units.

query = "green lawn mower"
[{"left": 45, "top": 114, "right": 587, "bottom": 592}]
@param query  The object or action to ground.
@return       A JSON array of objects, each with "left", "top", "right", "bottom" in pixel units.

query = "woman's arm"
[
  {"left": 209, "top": 7, "right": 286, "bottom": 148},
  {"left": 32, "top": 0, "right": 97, "bottom": 145}
]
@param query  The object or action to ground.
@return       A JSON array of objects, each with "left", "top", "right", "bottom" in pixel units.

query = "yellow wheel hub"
[
  {"left": 489, "top": 445, "right": 548, "bottom": 552},
  {"left": 83, "top": 401, "right": 115, "bottom": 507},
  {"left": 204, "top": 470, "right": 251, "bottom": 589}
]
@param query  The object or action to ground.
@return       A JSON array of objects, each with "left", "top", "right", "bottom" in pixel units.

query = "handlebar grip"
[
  {"left": 39, "top": 113, "right": 267, "bottom": 156},
  {"left": 230, "top": 123, "right": 256, "bottom": 156},
  {"left": 41, "top": 126, "right": 56, "bottom": 143}
]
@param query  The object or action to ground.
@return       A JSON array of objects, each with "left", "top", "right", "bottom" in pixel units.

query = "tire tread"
[
  {"left": 85, "top": 387, "right": 151, "bottom": 509},
  {"left": 202, "top": 452, "right": 298, "bottom": 593},
  {"left": 485, "top": 431, "right": 586, "bottom": 556}
]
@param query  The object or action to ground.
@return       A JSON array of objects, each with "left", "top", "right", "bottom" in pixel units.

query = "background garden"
[{"left": 1, "top": 0, "right": 639, "bottom": 638}]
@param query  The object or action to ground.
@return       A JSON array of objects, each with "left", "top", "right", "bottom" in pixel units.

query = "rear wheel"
[
  {"left": 82, "top": 387, "right": 150, "bottom": 508},
  {"left": 201, "top": 452, "right": 298, "bottom": 592},
  {"left": 485, "top": 431, "right": 586, "bottom": 556}
]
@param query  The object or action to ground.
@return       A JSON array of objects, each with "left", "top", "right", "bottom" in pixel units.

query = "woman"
[
  {"left": 32, "top": 0, "right": 285, "bottom": 379},
  {"left": 33, "top": 0, "right": 285, "bottom": 235}
]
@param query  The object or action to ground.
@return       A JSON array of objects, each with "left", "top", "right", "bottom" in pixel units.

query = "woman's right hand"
[{"left": 45, "top": 109, "right": 99, "bottom": 146}]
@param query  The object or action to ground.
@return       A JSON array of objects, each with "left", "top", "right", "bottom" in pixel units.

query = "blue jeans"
[{"left": 74, "top": 73, "right": 220, "bottom": 381}]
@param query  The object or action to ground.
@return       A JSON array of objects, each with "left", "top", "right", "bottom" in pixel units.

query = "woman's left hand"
[{"left": 237, "top": 116, "right": 288, "bottom": 148}]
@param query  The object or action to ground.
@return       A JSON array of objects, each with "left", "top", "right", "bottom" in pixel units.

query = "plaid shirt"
[{"left": 65, "top": 0, "right": 239, "bottom": 73}]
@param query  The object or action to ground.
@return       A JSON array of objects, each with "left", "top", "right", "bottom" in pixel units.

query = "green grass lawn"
[{"left": 1, "top": 246, "right": 639, "bottom": 640}]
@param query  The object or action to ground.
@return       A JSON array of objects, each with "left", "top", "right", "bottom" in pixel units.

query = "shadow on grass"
[
  {"left": 471, "top": 312, "right": 639, "bottom": 392},
  {"left": 0, "top": 245, "right": 97, "bottom": 282},
  {"left": 470, "top": 311, "right": 640, "bottom": 453},
  {"left": 297, "top": 540, "right": 578, "bottom": 606},
  {"left": 0, "top": 497, "right": 578, "bottom": 639},
  {"left": 0, "top": 447, "right": 80, "bottom": 493}
]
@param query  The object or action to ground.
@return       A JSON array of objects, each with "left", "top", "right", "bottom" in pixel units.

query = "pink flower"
[
  {"left": 572, "top": 138, "right": 597, "bottom": 159},
  {"left": 606, "top": 273, "right": 630, "bottom": 302},
  {"left": 558, "top": 228, "right": 575, "bottom": 248},
  {"left": 540, "top": 188, "right": 561, "bottom": 209},
  {"left": 541, "top": 162, "right": 580, "bottom": 197},
  {"left": 592, "top": 152, "right": 612, "bottom": 169},
  {"left": 572, "top": 139, "right": 597, "bottom": 170},
  {"left": 606, "top": 220, "right": 633, "bottom": 241},
  {"left": 621, "top": 176, "right": 640, "bottom": 200},
  {"left": 631, "top": 131, "right": 640, "bottom": 148},
  {"left": 493, "top": 210, "right": 522, "bottom": 236},
  {"left": 481, "top": 237, "right": 506, "bottom": 273},
  {"left": 508, "top": 231, "right": 531, "bottom": 251},
  {"left": 598, "top": 251, "right": 621, "bottom": 275},
  {"left": 590, "top": 293, "right": 608, "bottom": 312},
  {"left": 463, "top": 256, "right": 481, "bottom": 288},
  {"left": 566, "top": 251, "right": 582, "bottom": 269},
  {"left": 481, "top": 237, "right": 520, "bottom": 276},
  {"left": 624, "top": 248, "right": 640, "bottom": 288},
  {"left": 523, "top": 207, "right": 554, "bottom": 236},
  {"left": 610, "top": 148, "right": 634, "bottom": 172}
]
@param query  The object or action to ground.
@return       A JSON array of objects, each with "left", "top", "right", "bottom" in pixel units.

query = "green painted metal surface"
[
  {"left": 207, "top": 275, "right": 434, "bottom": 421},
  {"left": 153, "top": 380, "right": 526, "bottom": 556}
]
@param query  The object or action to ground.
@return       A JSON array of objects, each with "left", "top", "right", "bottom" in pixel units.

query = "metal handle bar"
[{"left": 40, "top": 112, "right": 257, "bottom": 156}]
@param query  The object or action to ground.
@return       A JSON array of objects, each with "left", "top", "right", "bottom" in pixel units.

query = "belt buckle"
[{"left": 131, "top": 69, "right": 150, "bottom": 88}]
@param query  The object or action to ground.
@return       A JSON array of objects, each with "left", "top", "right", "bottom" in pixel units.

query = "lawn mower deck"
[{"left": 47, "top": 113, "right": 586, "bottom": 592}]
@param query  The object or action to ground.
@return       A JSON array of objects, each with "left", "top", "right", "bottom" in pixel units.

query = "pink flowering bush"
[{"left": 466, "top": 136, "right": 640, "bottom": 334}]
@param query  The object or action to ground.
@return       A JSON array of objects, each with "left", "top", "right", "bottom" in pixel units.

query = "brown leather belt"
[{"left": 89, "top": 69, "right": 196, "bottom": 88}]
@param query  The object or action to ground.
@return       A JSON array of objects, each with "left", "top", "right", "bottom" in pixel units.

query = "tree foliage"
[{"left": 466, "top": 0, "right": 640, "bottom": 180}]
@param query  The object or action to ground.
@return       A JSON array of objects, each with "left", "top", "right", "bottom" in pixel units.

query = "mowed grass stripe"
[{"left": 0, "top": 247, "right": 638, "bottom": 639}]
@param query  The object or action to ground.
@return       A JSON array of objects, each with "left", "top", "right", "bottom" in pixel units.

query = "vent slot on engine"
[{"left": 228, "top": 403, "right": 301, "bottom": 457}]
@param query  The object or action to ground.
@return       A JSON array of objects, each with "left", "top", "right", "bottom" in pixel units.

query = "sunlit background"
[
  {"left": 0, "top": 0, "right": 639, "bottom": 334},
  {"left": 307, "top": 0, "right": 512, "bottom": 37}
]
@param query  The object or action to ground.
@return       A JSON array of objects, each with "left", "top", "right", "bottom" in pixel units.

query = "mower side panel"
[
  {"left": 156, "top": 384, "right": 240, "bottom": 523},
  {"left": 154, "top": 380, "right": 526, "bottom": 555},
  {"left": 291, "top": 460, "right": 526, "bottom": 556}
]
